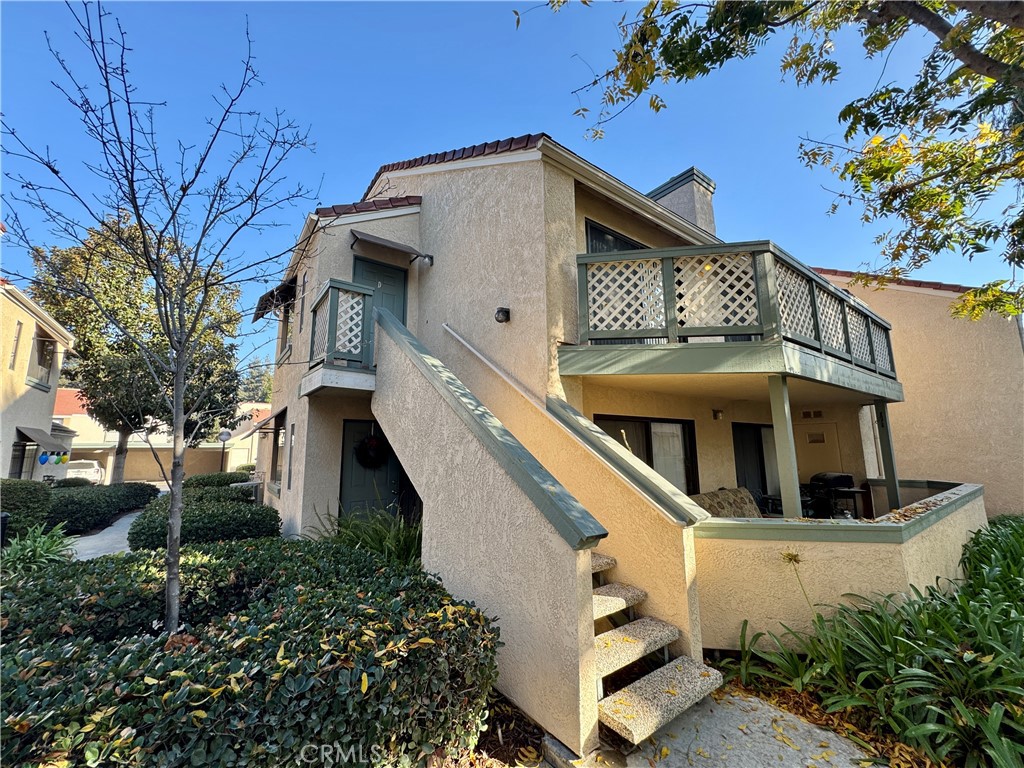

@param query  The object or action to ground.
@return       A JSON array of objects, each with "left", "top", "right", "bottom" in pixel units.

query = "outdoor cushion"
[{"left": 690, "top": 488, "right": 763, "bottom": 518}]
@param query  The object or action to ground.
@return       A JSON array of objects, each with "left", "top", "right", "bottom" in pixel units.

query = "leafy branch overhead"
[{"left": 551, "top": 0, "right": 1024, "bottom": 316}]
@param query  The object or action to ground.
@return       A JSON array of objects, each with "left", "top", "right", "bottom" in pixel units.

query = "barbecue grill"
[{"left": 805, "top": 472, "right": 857, "bottom": 519}]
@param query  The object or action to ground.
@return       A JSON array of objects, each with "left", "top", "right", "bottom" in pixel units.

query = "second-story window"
[
  {"left": 586, "top": 220, "right": 647, "bottom": 254},
  {"left": 27, "top": 330, "right": 56, "bottom": 387}
]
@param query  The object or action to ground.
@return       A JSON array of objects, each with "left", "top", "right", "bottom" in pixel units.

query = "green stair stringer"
[{"left": 374, "top": 308, "right": 608, "bottom": 550}]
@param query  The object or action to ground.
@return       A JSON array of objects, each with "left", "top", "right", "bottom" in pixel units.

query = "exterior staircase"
[{"left": 590, "top": 552, "right": 722, "bottom": 744}]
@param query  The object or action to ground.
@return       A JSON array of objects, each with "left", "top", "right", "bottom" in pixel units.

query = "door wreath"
[{"left": 354, "top": 433, "right": 391, "bottom": 470}]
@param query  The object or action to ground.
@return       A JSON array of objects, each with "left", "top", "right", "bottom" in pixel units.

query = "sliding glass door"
[{"left": 594, "top": 415, "right": 699, "bottom": 494}]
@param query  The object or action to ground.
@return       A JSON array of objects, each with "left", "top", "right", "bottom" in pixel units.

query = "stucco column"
[
  {"left": 768, "top": 375, "right": 802, "bottom": 518},
  {"left": 873, "top": 401, "right": 901, "bottom": 513}
]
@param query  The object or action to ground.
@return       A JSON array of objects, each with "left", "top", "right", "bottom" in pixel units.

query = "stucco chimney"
[{"left": 647, "top": 167, "right": 716, "bottom": 236}]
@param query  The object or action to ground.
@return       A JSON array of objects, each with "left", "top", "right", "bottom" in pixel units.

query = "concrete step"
[
  {"left": 595, "top": 617, "right": 679, "bottom": 678},
  {"left": 592, "top": 582, "right": 646, "bottom": 621},
  {"left": 591, "top": 551, "right": 616, "bottom": 575},
  {"left": 598, "top": 656, "right": 723, "bottom": 744}
]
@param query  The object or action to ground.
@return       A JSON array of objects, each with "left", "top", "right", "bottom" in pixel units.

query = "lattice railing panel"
[
  {"left": 847, "top": 308, "right": 872, "bottom": 361},
  {"left": 310, "top": 300, "right": 328, "bottom": 360},
  {"left": 334, "top": 290, "right": 364, "bottom": 355},
  {"left": 587, "top": 259, "right": 666, "bottom": 331},
  {"left": 673, "top": 253, "right": 759, "bottom": 328},
  {"left": 815, "top": 286, "right": 847, "bottom": 351},
  {"left": 871, "top": 323, "right": 892, "bottom": 370},
  {"left": 777, "top": 263, "right": 817, "bottom": 340}
]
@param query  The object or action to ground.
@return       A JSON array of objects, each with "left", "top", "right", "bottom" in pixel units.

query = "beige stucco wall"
[
  {"left": 579, "top": 381, "right": 870, "bottom": 493},
  {"left": 825, "top": 277, "right": 1024, "bottom": 517},
  {"left": 1, "top": 289, "right": 72, "bottom": 480},
  {"left": 694, "top": 494, "right": 988, "bottom": 650},
  {"left": 372, "top": 326, "right": 598, "bottom": 756}
]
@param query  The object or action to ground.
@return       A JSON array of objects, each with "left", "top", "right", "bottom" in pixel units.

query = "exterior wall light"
[
  {"left": 712, "top": 409, "right": 724, "bottom": 421},
  {"left": 494, "top": 307, "right": 511, "bottom": 324}
]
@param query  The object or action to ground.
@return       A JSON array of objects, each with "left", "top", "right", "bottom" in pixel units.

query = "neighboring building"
[
  {"left": 1, "top": 281, "right": 76, "bottom": 481},
  {"left": 817, "top": 269, "right": 1024, "bottom": 517},
  {"left": 55, "top": 387, "right": 268, "bottom": 485},
  {"left": 254, "top": 134, "right": 988, "bottom": 757}
]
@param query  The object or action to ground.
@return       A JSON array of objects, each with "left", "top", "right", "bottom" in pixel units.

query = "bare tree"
[{"left": 2, "top": 1, "right": 317, "bottom": 632}]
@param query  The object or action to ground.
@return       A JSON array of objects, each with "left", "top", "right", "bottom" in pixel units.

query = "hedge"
[
  {"left": 128, "top": 496, "right": 280, "bottom": 551},
  {"left": 182, "top": 471, "right": 251, "bottom": 488},
  {"left": 52, "top": 477, "right": 94, "bottom": 488},
  {"left": 1, "top": 539, "right": 500, "bottom": 766},
  {"left": 0, "top": 480, "right": 52, "bottom": 539},
  {"left": 48, "top": 483, "right": 160, "bottom": 534}
]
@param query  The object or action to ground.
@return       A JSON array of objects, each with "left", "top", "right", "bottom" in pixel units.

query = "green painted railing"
[
  {"left": 308, "top": 279, "right": 375, "bottom": 369},
  {"left": 577, "top": 241, "right": 897, "bottom": 378}
]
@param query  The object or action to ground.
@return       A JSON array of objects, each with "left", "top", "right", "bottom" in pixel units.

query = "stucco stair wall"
[{"left": 370, "top": 312, "right": 604, "bottom": 756}]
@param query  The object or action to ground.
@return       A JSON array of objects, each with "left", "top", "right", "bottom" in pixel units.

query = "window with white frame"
[{"left": 27, "top": 330, "right": 57, "bottom": 387}]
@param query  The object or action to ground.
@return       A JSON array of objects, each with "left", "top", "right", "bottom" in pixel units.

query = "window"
[
  {"left": 594, "top": 415, "right": 699, "bottom": 494},
  {"left": 9, "top": 320, "right": 23, "bottom": 369},
  {"left": 8, "top": 442, "right": 38, "bottom": 480},
  {"left": 298, "top": 273, "right": 307, "bottom": 333},
  {"left": 27, "top": 332, "right": 56, "bottom": 387},
  {"left": 287, "top": 423, "right": 295, "bottom": 490},
  {"left": 586, "top": 220, "right": 647, "bottom": 254},
  {"left": 270, "top": 412, "right": 287, "bottom": 488},
  {"left": 276, "top": 305, "right": 293, "bottom": 360}
]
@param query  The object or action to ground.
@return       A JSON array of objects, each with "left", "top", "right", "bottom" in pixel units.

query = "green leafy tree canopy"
[{"left": 555, "top": 0, "right": 1024, "bottom": 317}]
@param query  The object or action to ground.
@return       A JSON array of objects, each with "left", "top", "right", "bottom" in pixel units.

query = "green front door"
[
  {"left": 353, "top": 258, "right": 407, "bottom": 362},
  {"left": 340, "top": 420, "right": 402, "bottom": 514}
]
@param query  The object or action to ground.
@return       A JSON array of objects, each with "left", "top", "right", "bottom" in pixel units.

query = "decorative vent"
[
  {"left": 776, "top": 263, "right": 817, "bottom": 340},
  {"left": 673, "top": 253, "right": 759, "bottom": 328},
  {"left": 586, "top": 259, "right": 666, "bottom": 331},
  {"left": 801, "top": 410, "right": 824, "bottom": 420}
]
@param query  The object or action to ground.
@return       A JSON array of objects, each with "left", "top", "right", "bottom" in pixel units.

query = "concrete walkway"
[
  {"left": 72, "top": 511, "right": 141, "bottom": 560},
  {"left": 547, "top": 689, "right": 869, "bottom": 768}
]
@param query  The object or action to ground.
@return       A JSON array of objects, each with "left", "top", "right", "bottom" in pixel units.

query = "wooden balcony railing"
[
  {"left": 577, "top": 242, "right": 896, "bottom": 378},
  {"left": 308, "top": 279, "right": 374, "bottom": 369}
]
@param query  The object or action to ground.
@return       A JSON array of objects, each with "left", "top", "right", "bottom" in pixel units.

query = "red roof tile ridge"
[
  {"left": 814, "top": 267, "right": 975, "bottom": 294},
  {"left": 314, "top": 196, "right": 422, "bottom": 218},
  {"left": 361, "top": 133, "right": 548, "bottom": 200}
]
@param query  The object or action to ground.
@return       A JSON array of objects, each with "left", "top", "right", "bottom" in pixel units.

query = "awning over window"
[
  {"left": 16, "top": 427, "right": 67, "bottom": 453},
  {"left": 351, "top": 229, "right": 426, "bottom": 260},
  {"left": 253, "top": 277, "right": 297, "bottom": 322}
]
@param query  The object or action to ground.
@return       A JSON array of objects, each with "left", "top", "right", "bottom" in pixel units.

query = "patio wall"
[{"left": 693, "top": 483, "right": 986, "bottom": 650}]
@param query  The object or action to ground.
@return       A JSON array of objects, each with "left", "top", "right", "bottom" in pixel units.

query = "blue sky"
[{"left": 1, "top": 2, "right": 1009, "bottom": 359}]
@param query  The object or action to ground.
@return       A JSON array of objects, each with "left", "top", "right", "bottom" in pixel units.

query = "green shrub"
[
  {"left": 1, "top": 523, "right": 74, "bottom": 580},
  {"left": 731, "top": 518, "right": 1024, "bottom": 767},
  {"left": 47, "top": 482, "right": 160, "bottom": 534},
  {"left": 52, "top": 476, "right": 94, "bottom": 488},
  {"left": 235, "top": 462, "right": 256, "bottom": 473},
  {"left": 142, "top": 485, "right": 255, "bottom": 516},
  {"left": 128, "top": 499, "right": 280, "bottom": 550},
  {"left": 2, "top": 539, "right": 500, "bottom": 766},
  {"left": 182, "top": 471, "right": 251, "bottom": 488},
  {"left": 0, "top": 479, "right": 52, "bottom": 539},
  {"left": 331, "top": 508, "right": 422, "bottom": 566}
]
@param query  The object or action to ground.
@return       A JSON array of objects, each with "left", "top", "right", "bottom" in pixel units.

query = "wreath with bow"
[{"left": 354, "top": 432, "right": 391, "bottom": 470}]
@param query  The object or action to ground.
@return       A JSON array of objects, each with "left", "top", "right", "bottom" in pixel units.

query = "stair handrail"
[{"left": 441, "top": 323, "right": 710, "bottom": 527}]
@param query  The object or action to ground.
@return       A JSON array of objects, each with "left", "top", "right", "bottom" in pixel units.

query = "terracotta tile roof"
[
  {"left": 55, "top": 387, "right": 90, "bottom": 416},
  {"left": 361, "top": 133, "right": 547, "bottom": 200},
  {"left": 814, "top": 267, "right": 974, "bottom": 295},
  {"left": 315, "top": 196, "right": 422, "bottom": 218}
]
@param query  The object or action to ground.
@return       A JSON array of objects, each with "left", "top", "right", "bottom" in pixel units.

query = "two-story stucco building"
[
  {"left": 254, "top": 134, "right": 989, "bottom": 757},
  {"left": 1, "top": 280, "right": 76, "bottom": 481}
]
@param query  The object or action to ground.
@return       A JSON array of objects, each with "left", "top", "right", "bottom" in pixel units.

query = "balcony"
[
  {"left": 300, "top": 279, "right": 376, "bottom": 397},
  {"left": 561, "top": 242, "right": 902, "bottom": 400}
]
